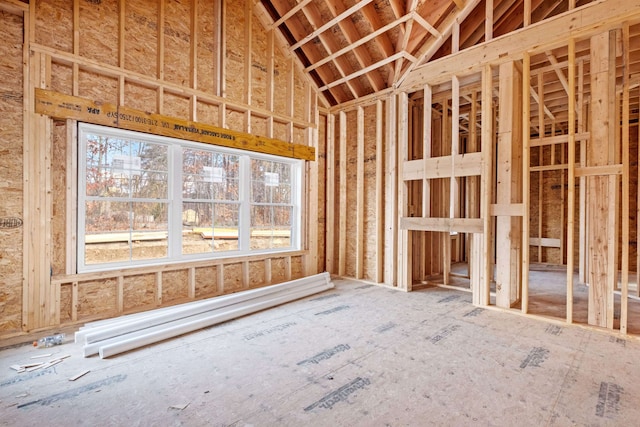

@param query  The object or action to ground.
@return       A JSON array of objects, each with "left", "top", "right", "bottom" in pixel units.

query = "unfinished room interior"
[{"left": 4, "top": 0, "right": 640, "bottom": 424}]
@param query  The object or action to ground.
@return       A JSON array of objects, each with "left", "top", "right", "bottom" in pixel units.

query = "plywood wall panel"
[
  {"left": 273, "top": 121, "right": 288, "bottom": 142},
  {"left": 273, "top": 53, "right": 290, "bottom": 115},
  {"left": 78, "top": 70, "right": 118, "bottom": 105},
  {"left": 59, "top": 284, "right": 72, "bottom": 323},
  {"left": 223, "top": 262, "right": 243, "bottom": 291},
  {"left": 0, "top": 10, "right": 24, "bottom": 335},
  {"left": 249, "top": 260, "right": 265, "bottom": 287},
  {"left": 196, "top": 0, "right": 215, "bottom": 95},
  {"left": 195, "top": 265, "right": 218, "bottom": 297},
  {"left": 251, "top": 11, "right": 267, "bottom": 111},
  {"left": 79, "top": 0, "right": 119, "bottom": 67},
  {"left": 123, "top": 274, "right": 155, "bottom": 311},
  {"left": 125, "top": 82, "right": 158, "bottom": 112},
  {"left": 125, "top": 0, "right": 159, "bottom": 78},
  {"left": 196, "top": 102, "right": 219, "bottom": 127},
  {"left": 78, "top": 279, "right": 117, "bottom": 319},
  {"left": 344, "top": 110, "right": 357, "bottom": 278},
  {"left": 35, "top": 0, "right": 73, "bottom": 52},
  {"left": 164, "top": 0, "right": 191, "bottom": 87},
  {"left": 291, "top": 256, "right": 303, "bottom": 279},
  {"left": 225, "top": 109, "right": 245, "bottom": 133},
  {"left": 51, "top": 121, "right": 67, "bottom": 275},
  {"left": 224, "top": 1, "right": 246, "bottom": 102},
  {"left": 271, "top": 257, "right": 286, "bottom": 283},
  {"left": 50, "top": 63, "right": 72, "bottom": 95},
  {"left": 162, "top": 269, "right": 188, "bottom": 303},
  {"left": 163, "top": 92, "right": 190, "bottom": 120}
]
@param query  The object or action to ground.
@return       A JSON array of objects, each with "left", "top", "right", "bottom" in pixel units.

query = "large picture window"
[{"left": 78, "top": 124, "right": 302, "bottom": 272}]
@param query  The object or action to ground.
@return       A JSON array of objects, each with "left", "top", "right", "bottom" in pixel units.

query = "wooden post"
[
  {"left": 356, "top": 106, "right": 365, "bottom": 279},
  {"left": 587, "top": 31, "right": 618, "bottom": 328},
  {"left": 522, "top": 52, "right": 531, "bottom": 314},
  {"left": 384, "top": 94, "right": 398, "bottom": 286},
  {"left": 477, "top": 64, "right": 493, "bottom": 306},
  {"left": 326, "top": 114, "right": 336, "bottom": 274},
  {"left": 375, "top": 100, "right": 384, "bottom": 283},
  {"left": 567, "top": 38, "right": 576, "bottom": 324},
  {"left": 620, "top": 23, "right": 630, "bottom": 334},
  {"left": 398, "top": 92, "right": 412, "bottom": 290},
  {"left": 338, "top": 111, "right": 347, "bottom": 276},
  {"left": 495, "top": 61, "right": 523, "bottom": 308}
]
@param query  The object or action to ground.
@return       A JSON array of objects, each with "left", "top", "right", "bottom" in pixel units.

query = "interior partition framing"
[{"left": 392, "top": 0, "right": 640, "bottom": 335}]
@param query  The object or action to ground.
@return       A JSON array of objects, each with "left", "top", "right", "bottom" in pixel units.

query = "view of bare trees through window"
[
  {"left": 84, "top": 134, "right": 169, "bottom": 264},
  {"left": 80, "top": 125, "right": 299, "bottom": 270}
]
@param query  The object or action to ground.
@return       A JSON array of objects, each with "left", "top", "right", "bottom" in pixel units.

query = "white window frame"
[{"left": 78, "top": 123, "right": 302, "bottom": 273}]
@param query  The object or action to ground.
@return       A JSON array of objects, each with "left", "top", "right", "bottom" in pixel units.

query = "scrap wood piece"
[
  {"left": 169, "top": 403, "right": 190, "bottom": 410},
  {"left": 68, "top": 370, "right": 91, "bottom": 381}
]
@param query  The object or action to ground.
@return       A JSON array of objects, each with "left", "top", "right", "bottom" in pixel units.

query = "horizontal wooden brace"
[
  {"left": 529, "top": 237, "right": 561, "bottom": 248},
  {"left": 530, "top": 164, "right": 569, "bottom": 172},
  {"left": 574, "top": 164, "right": 622, "bottom": 177},
  {"left": 529, "top": 132, "right": 590, "bottom": 147},
  {"left": 400, "top": 217, "right": 484, "bottom": 234},
  {"left": 403, "top": 152, "right": 482, "bottom": 181},
  {"left": 35, "top": 89, "right": 315, "bottom": 161},
  {"left": 489, "top": 203, "right": 524, "bottom": 217}
]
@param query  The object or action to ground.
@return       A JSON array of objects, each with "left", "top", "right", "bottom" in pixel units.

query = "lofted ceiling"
[{"left": 256, "top": 0, "right": 598, "bottom": 107}]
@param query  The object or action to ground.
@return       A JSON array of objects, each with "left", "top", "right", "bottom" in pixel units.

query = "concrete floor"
[{"left": 2, "top": 277, "right": 640, "bottom": 426}]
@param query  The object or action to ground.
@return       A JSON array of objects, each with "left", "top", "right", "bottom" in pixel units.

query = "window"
[{"left": 78, "top": 124, "right": 302, "bottom": 272}]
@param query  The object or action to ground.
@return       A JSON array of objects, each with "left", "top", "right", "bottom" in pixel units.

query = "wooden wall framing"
[{"left": 1, "top": 0, "right": 322, "bottom": 337}]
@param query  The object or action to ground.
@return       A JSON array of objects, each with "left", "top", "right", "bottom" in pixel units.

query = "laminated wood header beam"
[{"left": 34, "top": 89, "right": 315, "bottom": 161}]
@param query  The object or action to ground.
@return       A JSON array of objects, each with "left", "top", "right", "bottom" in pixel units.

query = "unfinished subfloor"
[{"left": 2, "top": 277, "right": 640, "bottom": 426}]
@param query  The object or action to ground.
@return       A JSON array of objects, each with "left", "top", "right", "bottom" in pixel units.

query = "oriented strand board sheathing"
[
  {"left": 78, "top": 70, "right": 118, "bottom": 105},
  {"left": 196, "top": 102, "right": 219, "bottom": 127},
  {"left": 163, "top": 92, "right": 190, "bottom": 121},
  {"left": 224, "top": 0, "right": 246, "bottom": 102},
  {"left": 251, "top": 116, "right": 269, "bottom": 139},
  {"left": 35, "top": 0, "right": 73, "bottom": 52},
  {"left": 344, "top": 110, "right": 358, "bottom": 278},
  {"left": 249, "top": 260, "right": 265, "bottom": 287},
  {"left": 251, "top": 10, "right": 268, "bottom": 111},
  {"left": 123, "top": 274, "right": 156, "bottom": 311},
  {"left": 162, "top": 270, "right": 189, "bottom": 303},
  {"left": 0, "top": 10, "right": 24, "bottom": 335},
  {"left": 271, "top": 258, "right": 287, "bottom": 283},
  {"left": 196, "top": 0, "right": 215, "bottom": 95},
  {"left": 291, "top": 256, "right": 303, "bottom": 279},
  {"left": 225, "top": 109, "right": 245, "bottom": 134},
  {"left": 59, "top": 283, "right": 72, "bottom": 323},
  {"left": 78, "top": 279, "right": 117, "bottom": 319},
  {"left": 124, "top": 82, "right": 157, "bottom": 113},
  {"left": 273, "top": 51, "right": 291, "bottom": 116},
  {"left": 79, "top": 0, "right": 119, "bottom": 67},
  {"left": 51, "top": 121, "right": 68, "bottom": 275},
  {"left": 50, "top": 63, "right": 73, "bottom": 95},
  {"left": 163, "top": 0, "right": 191, "bottom": 86},
  {"left": 223, "top": 263, "right": 243, "bottom": 291},
  {"left": 124, "top": 0, "right": 158, "bottom": 78},
  {"left": 273, "top": 121, "right": 288, "bottom": 142},
  {"left": 194, "top": 265, "right": 218, "bottom": 297}
]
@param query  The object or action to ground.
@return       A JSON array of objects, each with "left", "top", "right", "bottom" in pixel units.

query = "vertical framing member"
[
  {"left": 522, "top": 51, "right": 531, "bottom": 314},
  {"left": 398, "top": 91, "right": 411, "bottom": 290},
  {"left": 566, "top": 37, "right": 576, "bottom": 324}
]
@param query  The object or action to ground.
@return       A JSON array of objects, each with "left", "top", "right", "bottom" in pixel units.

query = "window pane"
[
  {"left": 131, "top": 202, "right": 168, "bottom": 260},
  {"left": 182, "top": 202, "right": 239, "bottom": 254},
  {"left": 83, "top": 201, "right": 168, "bottom": 264},
  {"left": 183, "top": 149, "right": 239, "bottom": 201},
  {"left": 251, "top": 159, "right": 292, "bottom": 204}
]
